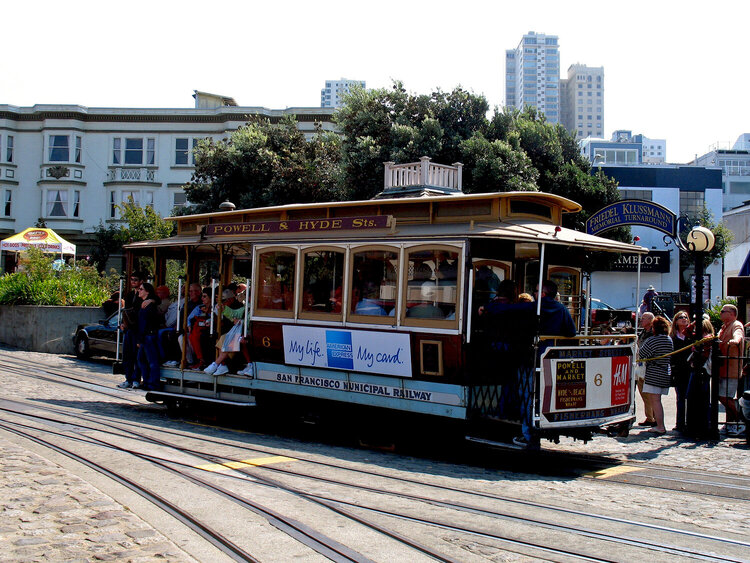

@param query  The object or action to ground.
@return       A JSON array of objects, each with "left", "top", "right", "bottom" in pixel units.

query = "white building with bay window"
[{"left": 0, "top": 91, "right": 335, "bottom": 270}]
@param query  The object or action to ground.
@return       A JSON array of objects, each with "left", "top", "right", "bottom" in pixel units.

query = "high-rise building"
[
  {"left": 504, "top": 32, "right": 560, "bottom": 124},
  {"left": 560, "top": 64, "right": 604, "bottom": 138},
  {"left": 320, "top": 78, "right": 366, "bottom": 108}
]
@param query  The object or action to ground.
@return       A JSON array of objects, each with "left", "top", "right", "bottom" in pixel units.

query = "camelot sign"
[
  {"left": 586, "top": 200, "right": 676, "bottom": 237},
  {"left": 611, "top": 250, "right": 670, "bottom": 273}
]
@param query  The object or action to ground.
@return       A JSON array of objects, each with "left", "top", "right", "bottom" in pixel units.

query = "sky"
[{"left": 3, "top": 0, "right": 749, "bottom": 164}]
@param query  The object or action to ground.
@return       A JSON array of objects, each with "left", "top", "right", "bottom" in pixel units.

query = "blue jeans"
[
  {"left": 517, "top": 364, "right": 536, "bottom": 442},
  {"left": 137, "top": 334, "right": 161, "bottom": 390},
  {"left": 123, "top": 329, "right": 141, "bottom": 384}
]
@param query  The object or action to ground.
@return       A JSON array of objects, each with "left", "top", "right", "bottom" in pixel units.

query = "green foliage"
[
  {"left": 0, "top": 248, "right": 113, "bottom": 306},
  {"left": 679, "top": 205, "right": 733, "bottom": 267},
  {"left": 119, "top": 199, "right": 174, "bottom": 242},
  {"left": 181, "top": 80, "right": 624, "bottom": 245},
  {"left": 91, "top": 222, "right": 121, "bottom": 273},
  {"left": 184, "top": 117, "right": 343, "bottom": 213}
]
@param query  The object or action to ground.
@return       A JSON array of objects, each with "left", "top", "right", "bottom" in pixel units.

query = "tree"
[
  {"left": 183, "top": 116, "right": 343, "bottom": 212},
  {"left": 119, "top": 199, "right": 174, "bottom": 242},
  {"left": 182, "top": 80, "right": 626, "bottom": 245},
  {"left": 89, "top": 200, "right": 174, "bottom": 274},
  {"left": 679, "top": 205, "right": 732, "bottom": 267}
]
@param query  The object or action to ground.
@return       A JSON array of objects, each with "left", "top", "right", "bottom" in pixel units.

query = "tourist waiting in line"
[
  {"left": 136, "top": 283, "right": 162, "bottom": 391},
  {"left": 717, "top": 304, "right": 745, "bottom": 436},
  {"left": 638, "top": 316, "right": 673, "bottom": 435},
  {"left": 686, "top": 319, "right": 715, "bottom": 437},
  {"left": 670, "top": 310, "right": 694, "bottom": 433},
  {"left": 635, "top": 312, "right": 656, "bottom": 427}
]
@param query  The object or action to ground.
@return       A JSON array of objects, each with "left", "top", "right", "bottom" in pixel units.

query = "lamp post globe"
[{"left": 686, "top": 225, "right": 715, "bottom": 253}]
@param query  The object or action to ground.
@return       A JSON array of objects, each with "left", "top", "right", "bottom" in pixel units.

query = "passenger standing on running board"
[{"left": 118, "top": 271, "right": 144, "bottom": 389}]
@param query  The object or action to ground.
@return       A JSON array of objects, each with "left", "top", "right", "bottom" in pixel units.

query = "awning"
[{"left": 0, "top": 227, "right": 76, "bottom": 255}]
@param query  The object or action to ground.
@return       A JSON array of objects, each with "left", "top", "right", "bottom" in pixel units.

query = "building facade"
[
  {"left": 590, "top": 165, "right": 723, "bottom": 309},
  {"left": 580, "top": 130, "right": 667, "bottom": 166},
  {"left": 504, "top": 31, "right": 560, "bottom": 124},
  {"left": 0, "top": 92, "right": 335, "bottom": 266},
  {"left": 320, "top": 78, "right": 366, "bottom": 108},
  {"left": 560, "top": 64, "right": 604, "bottom": 139},
  {"left": 692, "top": 134, "right": 750, "bottom": 211}
]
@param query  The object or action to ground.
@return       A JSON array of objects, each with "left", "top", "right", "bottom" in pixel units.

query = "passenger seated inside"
[
  {"left": 407, "top": 262, "right": 444, "bottom": 319},
  {"left": 354, "top": 282, "right": 387, "bottom": 316}
]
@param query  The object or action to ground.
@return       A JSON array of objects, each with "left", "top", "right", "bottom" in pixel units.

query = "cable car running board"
[{"left": 144, "top": 390, "right": 256, "bottom": 407}]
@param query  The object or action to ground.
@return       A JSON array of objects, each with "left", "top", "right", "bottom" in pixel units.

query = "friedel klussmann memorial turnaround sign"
[{"left": 585, "top": 200, "right": 677, "bottom": 237}]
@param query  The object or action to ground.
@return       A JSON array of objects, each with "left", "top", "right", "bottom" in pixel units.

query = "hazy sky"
[{"left": 3, "top": 0, "right": 748, "bottom": 163}]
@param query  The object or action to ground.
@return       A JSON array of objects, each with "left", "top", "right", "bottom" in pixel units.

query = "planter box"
[{"left": 0, "top": 305, "right": 104, "bottom": 354}]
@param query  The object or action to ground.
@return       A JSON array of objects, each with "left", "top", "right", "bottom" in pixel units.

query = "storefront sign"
[
  {"left": 586, "top": 200, "right": 676, "bottom": 237},
  {"left": 610, "top": 250, "right": 670, "bottom": 273},
  {"left": 282, "top": 325, "right": 412, "bottom": 378},
  {"left": 206, "top": 215, "right": 390, "bottom": 236}
]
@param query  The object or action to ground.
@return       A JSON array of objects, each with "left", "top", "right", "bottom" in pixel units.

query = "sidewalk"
[{"left": 553, "top": 386, "right": 748, "bottom": 475}]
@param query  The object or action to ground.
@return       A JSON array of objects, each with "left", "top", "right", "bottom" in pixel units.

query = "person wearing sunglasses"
[
  {"left": 136, "top": 283, "right": 161, "bottom": 391},
  {"left": 718, "top": 304, "right": 745, "bottom": 436},
  {"left": 670, "top": 311, "right": 694, "bottom": 433}
]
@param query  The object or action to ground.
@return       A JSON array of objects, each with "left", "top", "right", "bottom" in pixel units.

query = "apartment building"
[{"left": 0, "top": 92, "right": 335, "bottom": 259}]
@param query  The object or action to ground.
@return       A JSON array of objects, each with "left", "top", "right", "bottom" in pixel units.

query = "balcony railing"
[
  {"left": 107, "top": 167, "right": 157, "bottom": 183},
  {"left": 384, "top": 157, "right": 463, "bottom": 190},
  {"left": 723, "top": 166, "right": 750, "bottom": 177}
]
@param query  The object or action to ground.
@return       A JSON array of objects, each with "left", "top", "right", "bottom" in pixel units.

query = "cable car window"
[
  {"left": 302, "top": 249, "right": 344, "bottom": 315},
  {"left": 405, "top": 248, "right": 458, "bottom": 320},
  {"left": 350, "top": 249, "right": 398, "bottom": 318},
  {"left": 256, "top": 250, "right": 296, "bottom": 313}
]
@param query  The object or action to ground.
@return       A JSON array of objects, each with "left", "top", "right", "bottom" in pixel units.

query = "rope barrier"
[{"left": 639, "top": 335, "right": 718, "bottom": 362}]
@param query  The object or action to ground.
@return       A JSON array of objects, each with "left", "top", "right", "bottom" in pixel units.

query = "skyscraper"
[
  {"left": 560, "top": 64, "right": 604, "bottom": 138},
  {"left": 320, "top": 78, "right": 366, "bottom": 108},
  {"left": 504, "top": 32, "right": 560, "bottom": 124}
]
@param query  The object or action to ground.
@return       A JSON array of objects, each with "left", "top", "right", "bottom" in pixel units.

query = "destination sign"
[
  {"left": 586, "top": 200, "right": 676, "bottom": 237},
  {"left": 206, "top": 215, "right": 390, "bottom": 236}
]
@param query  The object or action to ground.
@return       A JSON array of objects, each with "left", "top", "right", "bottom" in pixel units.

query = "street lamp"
[
  {"left": 686, "top": 225, "right": 715, "bottom": 326},
  {"left": 684, "top": 225, "right": 717, "bottom": 439}
]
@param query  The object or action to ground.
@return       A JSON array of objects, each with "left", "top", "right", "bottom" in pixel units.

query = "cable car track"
[
  {"left": 1, "top": 401, "right": 747, "bottom": 562},
  {"left": 3, "top": 350, "right": 748, "bottom": 506}
]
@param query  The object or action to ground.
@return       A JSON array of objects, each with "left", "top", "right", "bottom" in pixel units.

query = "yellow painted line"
[
  {"left": 584, "top": 466, "right": 642, "bottom": 479},
  {"left": 197, "top": 455, "right": 296, "bottom": 473}
]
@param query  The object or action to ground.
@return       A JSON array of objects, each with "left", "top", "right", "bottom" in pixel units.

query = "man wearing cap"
[{"left": 204, "top": 288, "right": 245, "bottom": 376}]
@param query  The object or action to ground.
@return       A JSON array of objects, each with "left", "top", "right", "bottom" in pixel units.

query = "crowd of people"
[
  {"left": 637, "top": 302, "right": 746, "bottom": 438},
  {"left": 116, "top": 273, "right": 252, "bottom": 390}
]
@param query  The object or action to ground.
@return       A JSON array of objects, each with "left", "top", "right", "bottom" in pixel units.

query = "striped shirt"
[{"left": 638, "top": 334, "right": 673, "bottom": 388}]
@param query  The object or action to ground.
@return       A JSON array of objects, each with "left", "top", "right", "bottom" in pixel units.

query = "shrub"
[{"left": 0, "top": 248, "right": 114, "bottom": 306}]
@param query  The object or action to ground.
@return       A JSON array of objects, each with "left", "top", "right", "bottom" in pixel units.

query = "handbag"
[{"left": 221, "top": 323, "right": 243, "bottom": 352}]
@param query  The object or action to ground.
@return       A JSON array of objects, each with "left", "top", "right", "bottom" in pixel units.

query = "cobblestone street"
[{"left": 1, "top": 346, "right": 748, "bottom": 561}]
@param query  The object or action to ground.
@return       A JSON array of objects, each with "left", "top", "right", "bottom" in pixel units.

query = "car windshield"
[{"left": 593, "top": 300, "right": 614, "bottom": 310}]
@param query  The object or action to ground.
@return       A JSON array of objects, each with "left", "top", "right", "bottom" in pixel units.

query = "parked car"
[
  {"left": 73, "top": 311, "right": 122, "bottom": 359},
  {"left": 589, "top": 299, "right": 635, "bottom": 331}
]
